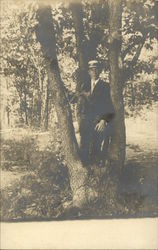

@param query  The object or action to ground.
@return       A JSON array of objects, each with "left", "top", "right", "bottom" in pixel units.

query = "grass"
[{"left": 0, "top": 129, "right": 158, "bottom": 221}]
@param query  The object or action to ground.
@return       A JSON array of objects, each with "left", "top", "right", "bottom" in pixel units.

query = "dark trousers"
[
  {"left": 79, "top": 119, "right": 93, "bottom": 165},
  {"left": 79, "top": 120, "right": 114, "bottom": 166}
]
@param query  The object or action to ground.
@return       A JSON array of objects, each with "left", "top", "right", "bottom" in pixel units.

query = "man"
[{"left": 76, "top": 61, "right": 115, "bottom": 166}]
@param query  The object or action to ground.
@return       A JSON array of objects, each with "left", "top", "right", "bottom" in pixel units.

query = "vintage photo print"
[{"left": 1, "top": 0, "right": 158, "bottom": 229}]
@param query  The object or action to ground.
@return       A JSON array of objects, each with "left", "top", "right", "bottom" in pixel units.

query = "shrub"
[
  {"left": 1, "top": 158, "right": 72, "bottom": 220},
  {"left": 1, "top": 136, "right": 38, "bottom": 170}
]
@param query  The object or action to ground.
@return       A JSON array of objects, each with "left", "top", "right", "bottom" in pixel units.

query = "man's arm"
[
  {"left": 100, "top": 113, "right": 115, "bottom": 122},
  {"left": 95, "top": 113, "right": 115, "bottom": 132}
]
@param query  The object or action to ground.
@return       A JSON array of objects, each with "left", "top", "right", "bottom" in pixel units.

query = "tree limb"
[
  {"left": 123, "top": 32, "right": 148, "bottom": 83},
  {"left": 130, "top": 33, "right": 148, "bottom": 68},
  {"left": 122, "top": 36, "right": 143, "bottom": 59}
]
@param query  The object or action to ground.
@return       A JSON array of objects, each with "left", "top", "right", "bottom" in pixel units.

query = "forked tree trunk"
[
  {"left": 35, "top": 5, "right": 95, "bottom": 208},
  {"left": 108, "top": 0, "right": 126, "bottom": 170}
]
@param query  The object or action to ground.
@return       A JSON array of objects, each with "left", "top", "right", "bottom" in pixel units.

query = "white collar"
[
  {"left": 92, "top": 78, "right": 99, "bottom": 84},
  {"left": 95, "top": 78, "right": 100, "bottom": 85}
]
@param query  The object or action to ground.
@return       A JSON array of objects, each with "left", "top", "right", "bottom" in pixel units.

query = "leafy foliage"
[
  {"left": 1, "top": 132, "right": 71, "bottom": 220},
  {"left": 1, "top": 137, "right": 37, "bottom": 170},
  {"left": 1, "top": 0, "right": 158, "bottom": 129},
  {"left": 1, "top": 162, "right": 71, "bottom": 221},
  {"left": 1, "top": 2, "right": 49, "bottom": 128}
]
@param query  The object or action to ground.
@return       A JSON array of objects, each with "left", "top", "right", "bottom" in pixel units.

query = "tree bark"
[
  {"left": 70, "top": 2, "right": 104, "bottom": 71},
  {"left": 41, "top": 78, "right": 50, "bottom": 130},
  {"left": 108, "top": 0, "right": 126, "bottom": 170},
  {"left": 70, "top": 2, "right": 93, "bottom": 164},
  {"left": 70, "top": 3, "right": 88, "bottom": 71},
  {"left": 24, "top": 92, "right": 28, "bottom": 125},
  {"left": 6, "top": 79, "right": 10, "bottom": 127},
  {"left": 19, "top": 94, "right": 24, "bottom": 126},
  {"left": 35, "top": 5, "right": 94, "bottom": 208},
  {"left": 122, "top": 32, "right": 148, "bottom": 84},
  {"left": 44, "top": 80, "right": 49, "bottom": 130}
]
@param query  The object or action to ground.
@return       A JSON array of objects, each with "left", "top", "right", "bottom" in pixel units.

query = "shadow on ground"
[{"left": 1, "top": 144, "right": 157, "bottom": 221}]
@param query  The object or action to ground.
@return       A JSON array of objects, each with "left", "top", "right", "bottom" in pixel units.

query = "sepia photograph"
[{"left": 0, "top": 0, "right": 158, "bottom": 248}]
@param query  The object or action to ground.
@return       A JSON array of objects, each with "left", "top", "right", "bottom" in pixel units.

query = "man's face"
[{"left": 88, "top": 67, "right": 99, "bottom": 80}]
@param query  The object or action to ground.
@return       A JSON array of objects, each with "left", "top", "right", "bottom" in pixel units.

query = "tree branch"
[
  {"left": 122, "top": 37, "right": 142, "bottom": 59},
  {"left": 130, "top": 34, "right": 147, "bottom": 68},
  {"left": 123, "top": 32, "right": 148, "bottom": 83}
]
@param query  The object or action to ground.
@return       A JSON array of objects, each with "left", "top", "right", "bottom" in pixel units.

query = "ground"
[{"left": 1, "top": 105, "right": 158, "bottom": 220}]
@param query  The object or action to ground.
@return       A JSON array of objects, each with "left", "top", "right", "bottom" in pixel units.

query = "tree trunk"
[
  {"left": 37, "top": 93, "right": 42, "bottom": 127},
  {"left": 35, "top": 5, "right": 95, "bottom": 208},
  {"left": 41, "top": 78, "right": 50, "bottom": 130},
  {"left": 130, "top": 82, "right": 135, "bottom": 109},
  {"left": 70, "top": 2, "right": 104, "bottom": 67},
  {"left": 70, "top": 3, "right": 87, "bottom": 71},
  {"left": 24, "top": 92, "right": 28, "bottom": 125},
  {"left": 30, "top": 94, "right": 33, "bottom": 127},
  {"left": 108, "top": 0, "right": 126, "bottom": 170},
  {"left": 44, "top": 80, "right": 49, "bottom": 130},
  {"left": 7, "top": 108, "right": 10, "bottom": 127},
  {"left": 6, "top": 78, "right": 10, "bottom": 128},
  {"left": 19, "top": 94, "right": 24, "bottom": 126},
  {"left": 37, "top": 68, "right": 42, "bottom": 127},
  {"left": 70, "top": 2, "right": 124, "bottom": 208},
  {"left": 70, "top": 2, "right": 92, "bottom": 162}
]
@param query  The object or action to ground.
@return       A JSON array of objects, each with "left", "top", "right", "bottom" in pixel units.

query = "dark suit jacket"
[
  {"left": 76, "top": 79, "right": 115, "bottom": 133},
  {"left": 89, "top": 79, "right": 115, "bottom": 123}
]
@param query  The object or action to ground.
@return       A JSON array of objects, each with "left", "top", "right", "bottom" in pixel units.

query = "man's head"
[{"left": 88, "top": 60, "right": 100, "bottom": 80}]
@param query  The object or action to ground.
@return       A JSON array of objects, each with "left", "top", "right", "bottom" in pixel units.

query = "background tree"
[
  {"left": 1, "top": 2, "right": 49, "bottom": 129},
  {"left": 122, "top": 0, "right": 158, "bottom": 116}
]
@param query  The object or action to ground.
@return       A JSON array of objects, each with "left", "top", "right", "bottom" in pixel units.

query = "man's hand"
[{"left": 95, "top": 120, "right": 106, "bottom": 132}]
